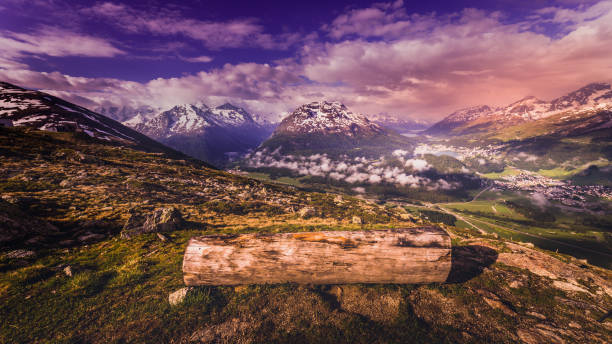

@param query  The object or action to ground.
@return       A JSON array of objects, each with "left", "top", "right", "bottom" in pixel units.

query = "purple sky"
[{"left": 1, "top": 0, "right": 611, "bottom": 120}]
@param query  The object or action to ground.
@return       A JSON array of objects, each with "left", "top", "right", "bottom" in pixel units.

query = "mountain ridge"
[
  {"left": 126, "top": 102, "right": 273, "bottom": 165},
  {"left": 0, "top": 81, "right": 188, "bottom": 158},
  {"left": 426, "top": 82, "right": 612, "bottom": 136}
]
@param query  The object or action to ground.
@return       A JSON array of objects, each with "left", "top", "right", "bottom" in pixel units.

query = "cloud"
[
  {"left": 243, "top": 150, "right": 446, "bottom": 190},
  {"left": 405, "top": 159, "right": 430, "bottom": 172},
  {"left": 181, "top": 55, "right": 214, "bottom": 63},
  {"left": 531, "top": 192, "right": 549, "bottom": 209},
  {"left": 83, "top": 2, "right": 300, "bottom": 50},
  {"left": 4, "top": 1, "right": 612, "bottom": 121},
  {"left": 0, "top": 27, "right": 124, "bottom": 69}
]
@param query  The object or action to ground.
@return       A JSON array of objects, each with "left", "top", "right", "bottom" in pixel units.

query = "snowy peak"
[
  {"left": 127, "top": 102, "right": 260, "bottom": 139},
  {"left": 133, "top": 104, "right": 212, "bottom": 138},
  {"left": 208, "top": 103, "right": 256, "bottom": 128},
  {"left": 0, "top": 81, "right": 174, "bottom": 153},
  {"left": 274, "top": 101, "right": 385, "bottom": 137},
  {"left": 494, "top": 96, "right": 550, "bottom": 120},
  {"left": 444, "top": 105, "right": 493, "bottom": 123},
  {"left": 96, "top": 105, "right": 160, "bottom": 123},
  {"left": 550, "top": 82, "right": 612, "bottom": 111}
]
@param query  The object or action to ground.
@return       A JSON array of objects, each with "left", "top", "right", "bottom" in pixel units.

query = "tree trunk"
[{"left": 183, "top": 226, "right": 451, "bottom": 285}]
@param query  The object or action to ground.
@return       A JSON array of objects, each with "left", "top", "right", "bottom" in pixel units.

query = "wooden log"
[{"left": 183, "top": 226, "right": 451, "bottom": 285}]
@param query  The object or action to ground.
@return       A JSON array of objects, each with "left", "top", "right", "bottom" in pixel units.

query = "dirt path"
[{"left": 470, "top": 185, "right": 492, "bottom": 202}]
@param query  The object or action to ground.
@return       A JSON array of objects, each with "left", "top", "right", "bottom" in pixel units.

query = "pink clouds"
[{"left": 2, "top": 1, "right": 612, "bottom": 122}]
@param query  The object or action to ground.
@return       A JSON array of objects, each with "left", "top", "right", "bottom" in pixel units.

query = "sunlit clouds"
[{"left": 1, "top": 1, "right": 612, "bottom": 120}]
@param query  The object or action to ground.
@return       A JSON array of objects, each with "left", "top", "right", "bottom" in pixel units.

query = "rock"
[
  {"left": 399, "top": 213, "right": 413, "bottom": 221},
  {"left": 169, "top": 287, "right": 193, "bottom": 305},
  {"left": 0, "top": 199, "right": 60, "bottom": 245},
  {"left": 121, "top": 207, "right": 183, "bottom": 239},
  {"left": 59, "top": 179, "right": 71, "bottom": 188},
  {"left": 298, "top": 207, "right": 315, "bottom": 219},
  {"left": 527, "top": 311, "right": 546, "bottom": 320},
  {"left": 142, "top": 207, "right": 183, "bottom": 233},
  {"left": 5, "top": 249, "right": 36, "bottom": 259},
  {"left": 352, "top": 216, "right": 362, "bottom": 224},
  {"left": 156, "top": 233, "right": 168, "bottom": 242},
  {"left": 77, "top": 233, "right": 106, "bottom": 243},
  {"left": 64, "top": 265, "right": 73, "bottom": 277}
]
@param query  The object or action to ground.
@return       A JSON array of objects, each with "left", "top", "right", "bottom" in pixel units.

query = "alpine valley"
[{"left": 1, "top": 78, "right": 611, "bottom": 344}]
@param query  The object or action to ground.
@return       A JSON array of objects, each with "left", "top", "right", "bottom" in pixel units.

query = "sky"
[{"left": 1, "top": 0, "right": 612, "bottom": 121}]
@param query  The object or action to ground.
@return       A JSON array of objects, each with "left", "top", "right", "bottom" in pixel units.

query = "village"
[{"left": 492, "top": 171, "right": 612, "bottom": 207}]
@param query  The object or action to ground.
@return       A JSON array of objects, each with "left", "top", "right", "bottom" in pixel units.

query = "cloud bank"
[{"left": 1, "top": 1, "right": 612, "bottom": 120}]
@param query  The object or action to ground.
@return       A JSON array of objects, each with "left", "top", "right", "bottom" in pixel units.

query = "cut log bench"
[{"left": 182, "top": 226, "right": 452, "bottom": 285}]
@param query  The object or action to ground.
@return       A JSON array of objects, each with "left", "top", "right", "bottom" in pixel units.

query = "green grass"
[
  {"left": 246, "top": 172, "right": 304, "bottom": 187},
  {"left": 481, "top": 167, "right": 521, "bottom": 180},
  {"left": 444, "top": 201, "right": 528, "bottom": 221}
]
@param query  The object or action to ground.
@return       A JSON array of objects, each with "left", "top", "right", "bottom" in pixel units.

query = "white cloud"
[{"left": 405, "top": 159, "right": 430, "bottom": 172}]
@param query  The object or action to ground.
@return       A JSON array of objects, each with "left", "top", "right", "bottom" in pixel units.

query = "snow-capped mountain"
[
  {"left": 425, "top": 105, "right": 493, "bottom": 134},
  {"left": 426, "top": 82, "right": 612, "bottom": 136},
  {"left": 96, "top": 105, "right": 161, "bottom": 123},
  {"left": 124, "top": 102, "right": 273, "bottom": 165},
  {"left": 367, "top": 113, "right": 430, "bottom": 132},
  {"left": 258, "top": 101, "right": 411, "bottom": 156},
  {"left": 0, "top": 81, "right": 177, "bottom": 154},
  {"left": 273, "top": 101, "right": 385, "bottom": 137}
]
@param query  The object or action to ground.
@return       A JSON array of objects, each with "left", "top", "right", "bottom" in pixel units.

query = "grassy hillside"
[{"left": 1, "top": 127, "right": 611, "bottom": 343}]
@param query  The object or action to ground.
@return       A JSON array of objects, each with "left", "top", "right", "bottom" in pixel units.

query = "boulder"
[
  {"left": 352, "top": 216, "right": 362, "bottom": 224},
  {"left": 121, "top": 207, "right": 183, "bottom": 239},
  {"left": 298, "top": 207, "right": 315, "bottom": 219},
  {"left": 143, "top": 207, "right": 183, "bottom": 233}
]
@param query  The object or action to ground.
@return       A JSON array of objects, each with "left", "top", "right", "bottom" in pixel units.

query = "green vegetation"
[
  {"left": 2, "top": 127, "right": 612, "bottom": 343},
  {"left": 481, "top": 167, "right": 521, "bottom": 180}
]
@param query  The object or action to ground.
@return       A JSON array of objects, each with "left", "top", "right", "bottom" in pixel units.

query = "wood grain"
[{"left": 183, "top": 226, "right": 451, "bottom": 285}]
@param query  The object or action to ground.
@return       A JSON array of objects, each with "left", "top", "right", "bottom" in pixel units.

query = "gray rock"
[
  {"left": 169, "top": 287, "right": 193, "bottom": 305},
  {"left": 121, "top": 207, "right": 183, "bottom": 239},
  {"left": 77, "top": 233, "right": 106, "bottom": 243},
  {"left": 298, "top": 207, "right": 315, "bottom": 219},
  {"left": 143, "top": 207, "right": 183, "bottom": 233},
  {"left": 5, "top": 249, "right": 36, "bottom": 259}
]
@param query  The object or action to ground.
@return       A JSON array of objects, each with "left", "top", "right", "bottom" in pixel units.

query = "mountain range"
[
  {"left": 368, "top": 114, "right": 430, "bottom": 132},
  {"left": 0, "top": 82, "right": 182, "bottom": 157},
  {"left": 426, "top": 82, "right": 612, "bottom": 138},
  {"left": 259, "top": 101, "right": 412, "bottom": 156},
  {"left": 124, "top": 103, "right": 273, "bottom": 165}
]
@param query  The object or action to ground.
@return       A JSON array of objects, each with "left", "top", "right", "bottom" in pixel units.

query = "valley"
[{"left": 1, "top": 81, "right": 611, "bottom": 343}]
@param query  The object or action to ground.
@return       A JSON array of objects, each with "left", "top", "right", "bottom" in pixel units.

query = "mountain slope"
[
  {"left": 259, "top": 101, "right": 412, "bottom": 156},
  {"left": 426, "top": 82, "right": 612, "bottom": 138},
  {"left": 0, "top": 81, "right": 183, "bottom": 156},
  {"left": 126, "top": 103, "right": 272, "bottom": 165},
  {"left": 1, "top": 107, "right": 611, "bottom": 344}
]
